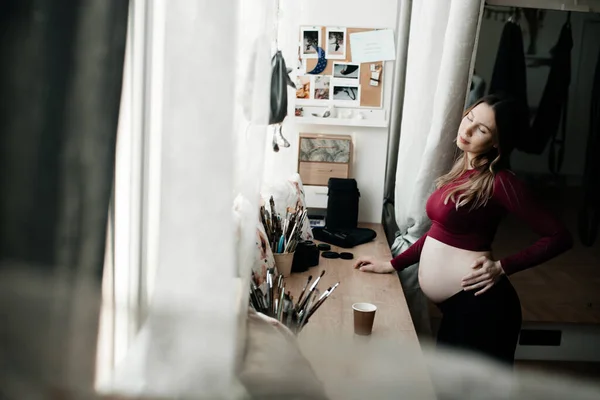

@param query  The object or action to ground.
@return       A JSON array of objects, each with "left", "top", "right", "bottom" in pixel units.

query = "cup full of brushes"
[
  {"left": 261, "top": 196, "right": 308, "bottom": 277},
  {"left": 250, "top": 269, "right": 339, "bottom": 335},
  {"left": 274, "top": 252, "right": 294, "bottom": 277}
]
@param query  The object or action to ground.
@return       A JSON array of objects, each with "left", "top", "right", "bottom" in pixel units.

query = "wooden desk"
[{"left": 286, "top": 223, "right": 436, "bottom": 400}]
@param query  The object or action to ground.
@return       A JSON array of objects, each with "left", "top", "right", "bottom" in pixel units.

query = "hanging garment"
[
  {"left": 269, "top": 51, "right": 296, "bottom": 151},
  {"left": 524, "top": 18, "right": 573, "bottom": 160},
  {"left": 269, "top": 51, "right": 295, "bottom": 125},
  {"left": 578, "top": 46, "right": 600, "bottom": 247},
  {"left": 489, "top": 20, "right": 529, "bottom": 113},
  {"left": 488, "top": 20, "right": 530, "bottom": 159},
  {"left": 466, "top": 74, "right": 486, "bottom": 109}
]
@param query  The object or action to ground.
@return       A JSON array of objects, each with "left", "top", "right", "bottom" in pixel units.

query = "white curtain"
[
  {"left": 101, "top": 0, "right": 275, "bottom": 398},
  {"left": 232, "top": 0, "right": 278, "bottom": 362},
  {"left": 391, "top": 0, "right": 485, "bottom": 335},
  {"left": 96, "top": 2, "right": 149, "bottom": 381},
  {"left": 96, "top": 0, "right": 166, "bottom": 390}
]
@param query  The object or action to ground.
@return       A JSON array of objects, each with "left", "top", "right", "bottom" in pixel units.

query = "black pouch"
[
  {"left": 326, "top": 178, "right": 360, "bottom": 230},
  {"left": 269, "top": 51, "right": 295, "bottom": 125},
  {"left": 312, "top": 227, "right": 376, "bottom": 249}
]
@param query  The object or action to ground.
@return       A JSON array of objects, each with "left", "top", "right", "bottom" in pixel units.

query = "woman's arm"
[
  {"left": 494, "top": 170, "right": 573, "bottom": 275},
  {"left": 390, "top": 232, "right": 429, "bottom": 271}
]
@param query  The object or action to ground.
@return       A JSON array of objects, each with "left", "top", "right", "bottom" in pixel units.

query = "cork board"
[{"left": 305, "top": 27, "right": 383, "bottom": 108}]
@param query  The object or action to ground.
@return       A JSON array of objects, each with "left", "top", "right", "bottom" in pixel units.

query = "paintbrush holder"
[{"left": 274, "top": 252, "right": 295, "bottom": 277}]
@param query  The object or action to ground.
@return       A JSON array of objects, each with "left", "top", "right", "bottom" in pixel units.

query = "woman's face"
[{"left": 456, "top": 103, "right": 498, "bottom": 155}]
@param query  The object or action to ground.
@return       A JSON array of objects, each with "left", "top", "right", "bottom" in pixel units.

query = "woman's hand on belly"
[
  {"left": 461, "top": 256, "right": 505, "bottom": 296},
  {"left": 353, "top": 256, "right": 395, "bottom": 274}
]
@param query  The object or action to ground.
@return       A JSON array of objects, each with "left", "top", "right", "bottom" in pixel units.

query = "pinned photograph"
[
  {"left": 332, "top": 83, "right": 360, "bottom": 104},
  {"left": 295, "top": 76, "right": 312, "bottom": 100},
  {"left": 333, "top": 62, "right": 360, "bottom": 80},
  {"left": 326, "top": 27, "right": 347, "bottom": 59},
  {"left": 301, "top": 27, "right": 321, "bottom": 59},
  {"left": 313, "top": 76, "right": 331, "bottom": 100}
]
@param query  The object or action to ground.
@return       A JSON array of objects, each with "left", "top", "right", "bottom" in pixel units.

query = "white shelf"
[{"left": 292, "top": 116, "right": 389, "bottom": 128}]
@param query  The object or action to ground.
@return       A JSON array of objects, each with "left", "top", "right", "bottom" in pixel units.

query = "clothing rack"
[
  {"left": 486, "top": 0, "right": 598, "bottom": 13},
  {"left": 484, "top": 5, "right": 525, "bottom": 23},
  {"left": 487, "top": 0, "right": 599, "bottom": 246}
]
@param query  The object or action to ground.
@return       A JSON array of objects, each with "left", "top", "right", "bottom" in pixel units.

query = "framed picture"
[
  {"left": 313, "top": 76, "right": 331, "bottom": 100},
  {"left": 325, "top": 27, "right": 347, "bottom": 59},
  {"left": 301, "top": 26, "right": 322, "bottom": 59},
  {"left": 332, "top": 83, "right": 361, "bottom": 106},
  {"left": 295, "top": 75, "right": 312, "bottom": 101},
  {"left": 332, "top": 62, "right": 360, "bottom": 81}
]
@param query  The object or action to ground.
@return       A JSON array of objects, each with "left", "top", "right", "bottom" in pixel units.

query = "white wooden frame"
[{"left": 486, "top": 0, "right": 600, "bottom": 12}]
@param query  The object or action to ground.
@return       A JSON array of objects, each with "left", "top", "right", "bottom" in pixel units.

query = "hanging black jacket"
[
  {"left": 489, "top": 21, "right": 529, "bottom": 112},
  {"left": 488, "top": 20, "right": 530, "bottom": 160},
  {"left": 525, "top": 20, "right": 573, "bottom": 155}
]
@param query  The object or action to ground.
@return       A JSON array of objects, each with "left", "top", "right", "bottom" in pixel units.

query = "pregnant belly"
[{"left": 418, "top": 236, "right": 493, "bottom": 303}]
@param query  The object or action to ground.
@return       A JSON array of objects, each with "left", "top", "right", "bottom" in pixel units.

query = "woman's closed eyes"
[{"left": 466, "top": 112, "right": 489, "bottom": 134}]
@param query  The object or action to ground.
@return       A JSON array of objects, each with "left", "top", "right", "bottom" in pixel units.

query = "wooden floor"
[{"left": 430, "top": 183, "right": 600, "bottom": 324}]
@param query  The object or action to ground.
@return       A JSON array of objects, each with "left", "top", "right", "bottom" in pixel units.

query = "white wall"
[
  {"left": 262, "top": 0, "right": 399, "bottom": 223},
  {"left": 475, "top": 9, "right": 600, "bottom": 181}
]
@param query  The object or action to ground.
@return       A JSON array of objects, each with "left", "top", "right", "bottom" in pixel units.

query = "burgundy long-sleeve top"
[{"left": 391, "top": 169, "right": 573, "bottom": 275}]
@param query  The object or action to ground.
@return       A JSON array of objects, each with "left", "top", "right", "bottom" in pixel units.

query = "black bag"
[
  {"left": 312, "top": 227, "right": 376, "bottom": 249},
  {"left": 326, "top": 178, "right": 360, "bottom": 230},
  {"left": 291, "top": 240, "right": 319, "bottom": 272},
  {"left": 269, "top": 51, "right": 295, "bottom": 125}
]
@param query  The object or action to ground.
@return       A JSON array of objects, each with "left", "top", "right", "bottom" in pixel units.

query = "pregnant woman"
[{"left": 354, "top": 94, "right": 573, "bottom": 365}]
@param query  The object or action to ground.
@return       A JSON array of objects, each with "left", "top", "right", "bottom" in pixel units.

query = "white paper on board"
[
  {"left": 349, "top": 29, "right": 396, "bottom": 63},
  {"left": 370, "top": 71, "right": 380, "bottom": 86}
]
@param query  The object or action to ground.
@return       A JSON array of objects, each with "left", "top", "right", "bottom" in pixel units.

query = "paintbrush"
[
  {"left": 270, "top": 273, "right": 277, "bottom": 317},
  {"left": 260, "top": 210, "right": 267, "bottom": 241},
  {"left": 269, "top": 196, "right": 278, "bottom": 236},
  {"left": 265, "top": 272, "right": 272, "bottom": 311},
  {"left": 249, "top": 290, "right": 260, "bottom": 311},
  {"left": 249, "top": 278, "right": 264, "bottom": 312},
  {"left": 249, "top": 271, "right": 267, "bottom": 312},
  {"left": 297, "top": 290, "right": 318, "bottom": 332},
  {"left": 287, "top": 209, "right": 307, "bottom": 253},
  {"left": 283, "top": 223, "right": 298, "bottom": 253},
  {"left": 255, "top": 288, "right": 267, "bottom": 312},
  {"left": 277, "top": 283, "right": 286, "bottom": 321},
  {"left": 305, "top": 282, "right": 339, "bottom": 322},
  {"left": 275, "top": 274, "right": 283, "bottom": 315},
  {"left": 296, "top": 275, "right": 312, "bottom": 308},
  {"left": 267, "top": 270, "right": 277, "bottom": 316},
  {"left": 297, "top": 270, "right": 325, "bottom": 313}
]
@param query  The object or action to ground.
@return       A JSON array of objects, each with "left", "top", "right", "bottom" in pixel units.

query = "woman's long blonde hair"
[{"left": 435, "top": 94, "right": 525, "bottom": 210}]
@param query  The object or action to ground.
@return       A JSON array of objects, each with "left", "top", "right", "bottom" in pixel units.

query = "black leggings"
[{"left": 435, "top": 276, "right": 522, "bottom": 365}]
